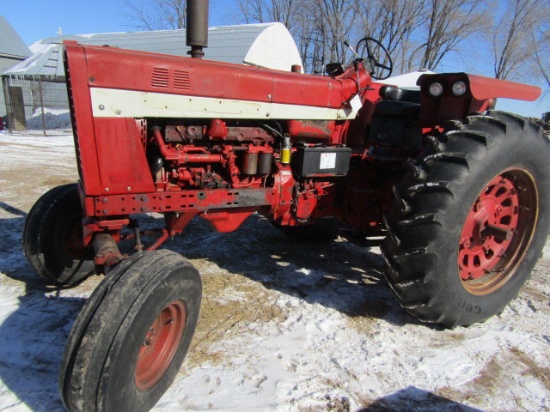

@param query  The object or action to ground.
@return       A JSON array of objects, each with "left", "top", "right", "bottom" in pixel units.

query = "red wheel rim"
[
  {"left": 64, "top": 215, "right": 89, "bottom": 258},
  {"left": 458, "top": 169, "right": 538, "bottom": 295},
  {"left": 135, "top": 300, "right": 187, "bottom": 391}
]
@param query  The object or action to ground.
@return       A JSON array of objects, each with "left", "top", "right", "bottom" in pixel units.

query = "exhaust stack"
[{"left": 186, "top": 0, "right": 209, "bottom": 58}]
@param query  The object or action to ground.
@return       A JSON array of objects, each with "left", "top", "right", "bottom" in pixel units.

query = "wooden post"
[{"left": 38, "top": 77, "right": 46, "bottom": 136}]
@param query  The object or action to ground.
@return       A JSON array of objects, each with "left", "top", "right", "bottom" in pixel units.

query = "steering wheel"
[{"left": 355, "top": 37, "right": 393, "bottom": 80}]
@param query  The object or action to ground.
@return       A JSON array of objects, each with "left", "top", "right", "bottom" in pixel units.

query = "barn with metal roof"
[
  {"left": 9, "top": 22, "right": 302, "bottom": 81},
  {"left": 0, "top": 16, "right": 31, "bottom": 119},
  {"left": 2, "top": 23, "right": 302, "bottom": 132}
]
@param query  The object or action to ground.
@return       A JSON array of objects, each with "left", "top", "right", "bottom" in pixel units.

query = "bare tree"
[
  {"left": 491, "top": 0, "right": 549, "bottom": 80},
  {"left": 533, "top": 27, "right": 550, "bottom": 88},
  {"left": 309, "top": 0, "right": 359, "bottom": 68},
  {"left": 238, "top": 0, "right": 358, "bottom": 73},
  {"left": 124, "top": 0, "right": 187, "bottom": 30},
  {"left": 124, "top": 0, "right": 549, "bottom": 92},
  {"left": 293, "top": 2, "right": 325, "bottom": 73},
  {"left": 408, "top": 0, "right": 490, "bottom": 71},
  {"left": 238, "top": 0, "right": 324, "bottom": 72},
  {"left": 238, "top": 0, "right": 299, "bottom": 30},
  {"left": 354, "top": 0, "right": 428, "bottom": 73},
  {"left": 237, "top": 0, "right": 310, "bottom": 68},
  {"left": 238, "top": 0, "right": 266, "bottom": 23}
]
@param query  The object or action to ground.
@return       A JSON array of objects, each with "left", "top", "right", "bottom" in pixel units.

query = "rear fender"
[{"left": 417, "top": 72, "right": 541, "bottom": 127}]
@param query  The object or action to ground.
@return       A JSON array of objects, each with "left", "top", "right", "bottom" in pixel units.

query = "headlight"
[
  {"left": 452, "top": 81, "right": 467, "bottom": 96},
  {"left": 429, "top": 82, "right": 444, "bottom": 97}
]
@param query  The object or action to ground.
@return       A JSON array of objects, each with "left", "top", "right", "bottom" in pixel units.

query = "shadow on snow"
[
  {"left": 167, "top": 213, "right": 421, "bottom": 326},
  {"left": 0, "top": 203, "right": 85, "bottom": 411},
  {"left": 359, "top": 386, "right": 484, "bottom": 412}
]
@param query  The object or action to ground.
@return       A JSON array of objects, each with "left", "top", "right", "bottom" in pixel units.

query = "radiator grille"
[{"left": 63, "top": 50, "right": 84, "bottom": 182}]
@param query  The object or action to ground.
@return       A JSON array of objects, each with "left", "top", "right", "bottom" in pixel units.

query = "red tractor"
[{"left": 22, "top": 1, "right": 549, "bottom": 410}]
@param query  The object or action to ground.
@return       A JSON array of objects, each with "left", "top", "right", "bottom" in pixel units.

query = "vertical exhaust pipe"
[{"left": 186, "top": 0, "right": 209, "bottom": 58}]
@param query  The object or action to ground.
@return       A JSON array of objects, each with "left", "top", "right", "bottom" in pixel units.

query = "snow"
[
  {"left": 25, "top": 109, "right": 72, "bottom": 130},
  {"left": 0, "top": 131, "right": 549, "bottom": 412}
]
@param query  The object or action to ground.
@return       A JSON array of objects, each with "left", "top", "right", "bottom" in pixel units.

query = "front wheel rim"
[
  {"left": 458, "top": 169, "right": 538, "bottom": 295},
  {"left": 135, "top": 300, "right": 187, "bottom": 391},
  {"left": 64, "top": 215, "right": 89, "bottom": 258}
]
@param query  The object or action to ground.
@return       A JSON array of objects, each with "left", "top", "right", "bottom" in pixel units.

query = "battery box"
[{"left": 292, "top": 146, "right": 352, "bottom": 177}]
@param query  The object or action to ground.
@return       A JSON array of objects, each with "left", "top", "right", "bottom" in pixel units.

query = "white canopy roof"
[{"left": 383, "top": 70, "right": 435, "bottom": 89}]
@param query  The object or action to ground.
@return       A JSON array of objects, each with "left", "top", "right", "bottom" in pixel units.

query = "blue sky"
[
  {"left": 2, "top": 0, "right": 243, "bottom": 44},
  {"left": 2, "top": 0, "right": 548, "bottom": 118}
]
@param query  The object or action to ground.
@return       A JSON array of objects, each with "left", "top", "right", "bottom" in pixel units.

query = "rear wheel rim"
[
  {"left": 458, "top": 169, "right": 538, "bottom": 295},
  {"left": 135, "top": 300, "right": 187, "bottom": 391}
]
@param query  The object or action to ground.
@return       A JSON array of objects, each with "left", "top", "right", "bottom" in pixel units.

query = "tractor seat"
[
  {"left": 368, "top": 86, "right": 422, "bottom": 149},
  {"left": 379, "top": 85, "right": 420, "bottom": 103}
]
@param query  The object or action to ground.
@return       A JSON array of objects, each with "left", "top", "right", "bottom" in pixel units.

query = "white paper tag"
[
  {"left": 320, "top": 152, "right": 337, "bottom": 169},
  {"left": 350, "top": 94, "right": 363, "bottom": 114}
]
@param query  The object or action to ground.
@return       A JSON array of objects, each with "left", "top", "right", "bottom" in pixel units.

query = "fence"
[{"left": 2, "top": 74, "right": 71, "bottom": 135}]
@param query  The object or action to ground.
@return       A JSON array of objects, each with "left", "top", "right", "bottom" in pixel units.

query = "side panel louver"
[
  {"left": 151, "top": 67, "right": 191, "bottom": 90},
  {"left": 151, "top": 67, "right": 170, "bottom": 88},
  {"left": 174, "top": 70, "right": 191, "bottom": 90}
]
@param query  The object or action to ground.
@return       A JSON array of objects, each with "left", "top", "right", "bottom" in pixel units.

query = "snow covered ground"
[
  {"left": 25, "top": 109, "right": 72, "bottom": 131},
  {"left": 0, "top": 131, "right": 549, "bottom": 412}
]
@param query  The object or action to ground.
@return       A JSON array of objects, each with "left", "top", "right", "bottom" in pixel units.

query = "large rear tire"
[
  {"left": 23, "top": 183, "right": 94, "bottom": 286},
  {"left": 382, "top": 112, "right": 550, "bottom": 327},
  {"left": 59, "top": 250, "right": 202, "bottom": 412}
]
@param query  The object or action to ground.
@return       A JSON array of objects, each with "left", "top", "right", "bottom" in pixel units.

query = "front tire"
[
  {"left": 23, "top": 184, "right": 94, "bottom": 286},
  {"left": 382, "top": 112, "right": 550, "bottom": 327},
  {"left": 59, "top": 250, "right": 202, "bottom": 412}
]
